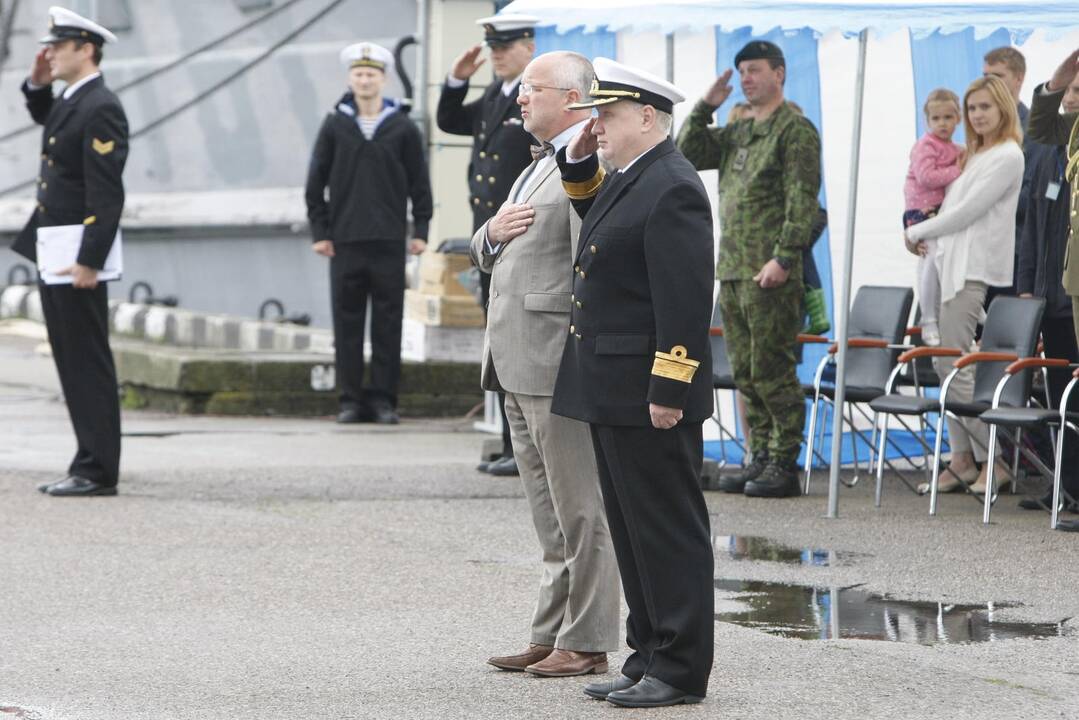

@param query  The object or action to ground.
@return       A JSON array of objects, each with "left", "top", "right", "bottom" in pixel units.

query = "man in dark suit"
[
  {"left": 437, "top": 14, "right": 538, "bottom": 477},
  {"left": 554, "top": 57, "right": 715, "bottom": 708},
  {"left": 13, "top": 7, "right": 127, "bottom": 497}
]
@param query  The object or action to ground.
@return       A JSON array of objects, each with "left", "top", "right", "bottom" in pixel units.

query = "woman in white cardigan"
[{"left": 904, "top": 75, "right": 1025, "bottom": 496}]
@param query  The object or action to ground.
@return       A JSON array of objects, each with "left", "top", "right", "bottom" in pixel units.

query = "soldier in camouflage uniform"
[{"left": 677, "top": 40, "right": 822, "bottom": 497}]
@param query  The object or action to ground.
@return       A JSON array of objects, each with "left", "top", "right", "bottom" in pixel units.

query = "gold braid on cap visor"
[{"left": 351, "top": 59, "right": 386, "bottom": 71}]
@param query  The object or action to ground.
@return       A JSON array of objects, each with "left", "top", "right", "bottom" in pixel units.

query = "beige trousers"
[
  {"left": 503, "top": 391, "right": 620, "bottom": 652},
  {"left": 932, "top": 281, "right": 998, "bottom": 461}
]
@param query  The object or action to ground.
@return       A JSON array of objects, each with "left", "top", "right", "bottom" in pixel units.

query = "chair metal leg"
[
  {"left": 1010, "top": 427, "right": 1022, "bottom": 494},
  {"left": 929, "top": 411, "right": 947, "bottom": 516},
  {"left": 983, "top": 423, "right": 999, "bottom": 525},
  {"left": 874, "top": 414, "right": 888, "bottom": 508},
  {"left": 868, "top": 411, "right": 880, "bottom": 476},
  {"left": 1051, "top": 424, "right": 1068, "bottom": 531},
  {"left": 804, "top": 393, "right": 820, "bottom": 494},
  {"left": 846, "top": 404, "right": 859, "bottom": 486}
]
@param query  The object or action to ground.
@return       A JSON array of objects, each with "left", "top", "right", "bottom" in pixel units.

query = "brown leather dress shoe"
[
  {"left": 525, "top": 649, "right": 608, "bottom": 677},
  {"left": 487, "top": 644, "right": 553, "bottom": 671}
]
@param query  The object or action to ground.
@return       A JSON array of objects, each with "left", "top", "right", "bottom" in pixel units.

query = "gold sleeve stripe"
[
  {"left": 562, "top": 167, "right": 607, "bottom": 200},
  {"left": 652, "top": 345, "right": 701, "bottom": 384},
  {"left": 83, "top": 215, "right": 97, "bottom": 225}
]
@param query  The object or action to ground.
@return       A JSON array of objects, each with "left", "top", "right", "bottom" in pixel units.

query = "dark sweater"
[{"left": 305, "top": 94, "right": 432, "bottom": 243}]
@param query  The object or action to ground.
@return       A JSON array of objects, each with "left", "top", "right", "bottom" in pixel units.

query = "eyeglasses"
[{"left": 518, "top": 82, "right": 572, "bottom": 96}]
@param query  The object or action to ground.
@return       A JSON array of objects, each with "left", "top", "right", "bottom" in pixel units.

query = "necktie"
[{"left": 530, "top": 141, "right": 555, "bottom": 161}]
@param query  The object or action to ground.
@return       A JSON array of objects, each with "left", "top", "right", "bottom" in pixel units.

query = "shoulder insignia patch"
[{"left": 92, "top": 138, "right": 115, "bottom": 155}]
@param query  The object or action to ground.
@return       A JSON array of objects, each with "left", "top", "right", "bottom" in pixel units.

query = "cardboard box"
[
  {"left": 420, "top": 251, "right": 473, "bottom": 274},
  {"left": 400, "top": 317, "right": 485, "bottom": 362},
  {"left": 405, "top": 289, "right": 486, "bottom": 328},
  {"left": 419, "top": 261, "right": 473, "bottom": 297}
]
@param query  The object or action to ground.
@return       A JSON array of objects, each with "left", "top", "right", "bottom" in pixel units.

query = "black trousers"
[
  {"left": 1041, "top": 314, "right": 1079, "bottom": 493},
  {"left": 330, "top": 242, "right": 405, "bottom": 410},
  {"left": 39, "top": 282, "right": 121, "bottom": 486},
  {"left": 589, "top": 422, "right": 714, "bottom": 696}
]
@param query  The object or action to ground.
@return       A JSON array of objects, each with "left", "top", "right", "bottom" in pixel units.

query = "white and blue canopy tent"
[{"left": 502, "top": 0, "right": 1079, "bottom": 517}]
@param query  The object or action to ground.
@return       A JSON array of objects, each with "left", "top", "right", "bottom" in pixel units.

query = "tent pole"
[{"left": 826, "top": 28, "right": 868, "bottom": 518}]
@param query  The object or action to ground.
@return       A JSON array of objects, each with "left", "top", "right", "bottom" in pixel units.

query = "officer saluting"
[
  {"left": 554, "top": 58, "right": 715, "bottom": 707},
  {"left": 13, "top": 7, "right": 128, "bottom": 497},
  {"left": 437, "top": 14, "right": 537, "bottom": 476}
]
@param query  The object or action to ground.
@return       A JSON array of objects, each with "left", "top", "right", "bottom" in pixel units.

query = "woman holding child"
[{"left": 903, "top": 75, "right": 1025, "bottom": 495}]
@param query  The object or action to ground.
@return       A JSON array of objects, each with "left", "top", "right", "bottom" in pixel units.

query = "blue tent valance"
[{"left": 500, "top": 0, "right": 1079, "bottom": 41}]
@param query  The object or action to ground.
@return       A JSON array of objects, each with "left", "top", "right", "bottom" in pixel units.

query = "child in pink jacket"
[{"left": 904, "top": 88, "right": 964, "bottom": 345}]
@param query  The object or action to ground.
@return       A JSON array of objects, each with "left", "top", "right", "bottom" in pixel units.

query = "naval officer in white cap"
[
  {"left": 305, "top": 41, "right": 433, "bottom": 426},
  {"left": 437, "top": 14, "right": 541, "bottom": 478},
  {"left": 15, "top": 6, "right": 127, "bottom": 497},
  {"left": 553, "top": 57, "right": 716, "bottom": 707}
]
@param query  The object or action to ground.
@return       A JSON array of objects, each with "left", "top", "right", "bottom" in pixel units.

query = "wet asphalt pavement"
[{"left": 1, "top": 321, "right": 1077, "bottom": 720}]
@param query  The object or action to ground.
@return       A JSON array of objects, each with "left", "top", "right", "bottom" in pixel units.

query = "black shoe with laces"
[{"left": 717, "top": 451, "right": 769, "bottom": 494}]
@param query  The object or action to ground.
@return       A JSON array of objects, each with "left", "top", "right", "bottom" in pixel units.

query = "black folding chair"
[
  {"left": 869, "top": 296, "right": 1046, "bottom": 513},
  {"left": 709, "top": 301, "right": 747, "bottom": 467},
  {"left": 802, "top": 286, "right": 913, "bottom": 494}
]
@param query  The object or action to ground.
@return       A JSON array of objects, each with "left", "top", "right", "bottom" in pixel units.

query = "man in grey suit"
[{"left": 470, "top": 51, "right": 619, "bottom": 678}]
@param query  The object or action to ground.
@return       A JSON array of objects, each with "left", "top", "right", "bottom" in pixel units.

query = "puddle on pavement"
[
  {"left": 715, "top": 579, "right": 1068, "bottom": 644},
  {"left": 713, "top": 534, "right": 862, "bottom": 567}
]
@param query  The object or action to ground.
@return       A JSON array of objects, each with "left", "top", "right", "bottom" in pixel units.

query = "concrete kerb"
[{"left": 112, "top": 301, "right": 149, "bottom": 338}]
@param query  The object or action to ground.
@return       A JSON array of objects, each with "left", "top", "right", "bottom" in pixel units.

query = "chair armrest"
[
  {"left": 953, "top": 351, "right": 1018, "bottom": 369},
  {"left": 897, "top": 346, "right": 963, "bottom": 363},
  {"left": 709, "top": 327, "right": 723, "bottom": 337},
  {"left": 798, "top": 334, "right": 830, "bottom": 344},
  {"left": 828, "top": 338, "right": 889, "bottom": 354},
  {"left": 1005, "top": 357, "right": 1071, "bottom": 374},
  {"left": 905, "top": 326, "right": 921, "bottom": 337}
]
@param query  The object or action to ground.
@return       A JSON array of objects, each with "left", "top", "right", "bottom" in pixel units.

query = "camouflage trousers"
[{"left": 720, "top": 278, "right": 805, "bottom": 463}]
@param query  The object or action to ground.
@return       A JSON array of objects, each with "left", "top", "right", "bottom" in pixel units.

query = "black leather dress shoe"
[
  {"left": 1018, "top": 493, "right": 1078, "bottom": 513},
  {"left": 583, "top": 674, "right": 638, "bottom": 700},
  {"left": 487, "top": 456, "right": 520, "bottom": 477},
  {"left": 46, "top": 477, "right": 117, "bottom": 497},
  {"left": 371, "top": 403, "right": 399, "bottom": 425},
  {"left": 605, "top": 675, "right": 704, "bottom": 708},
  {"left": 336, "top": 407, "right": 371, "bottom": 424},
  {"left": 37, "top": 479, "right": 60, "bottom": 494},
  {"left": 1056, "top": 519, "right": 1079, "bottom": 532}
]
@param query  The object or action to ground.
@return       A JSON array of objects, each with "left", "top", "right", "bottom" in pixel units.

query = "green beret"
[{"left": 735, "top": 40, "right": 785, "bottom": 68}]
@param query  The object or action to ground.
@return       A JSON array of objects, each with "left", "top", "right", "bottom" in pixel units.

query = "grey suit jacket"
[{"left": 469, "top": 155, "right": 582, "bottom": 396}]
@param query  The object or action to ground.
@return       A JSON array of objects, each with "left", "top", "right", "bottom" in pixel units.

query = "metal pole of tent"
[{"left": 826, "top": 29, "right": 868, "bottom": 518}]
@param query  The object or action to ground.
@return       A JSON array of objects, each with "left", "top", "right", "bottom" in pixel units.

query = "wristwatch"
[{"left": 773, "top": 256, "right": 792, "bottom": 271}]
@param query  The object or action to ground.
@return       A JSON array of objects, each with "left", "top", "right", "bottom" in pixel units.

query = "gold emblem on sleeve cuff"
[
  {"left": 83, "top": 215, "right": 96, "bottom": 225},
  {"left": 652, "top": 345, "right": 700, "bottom": 383},
  {"left": 562, "top": 167, "right": 607, "bottom": 200}
]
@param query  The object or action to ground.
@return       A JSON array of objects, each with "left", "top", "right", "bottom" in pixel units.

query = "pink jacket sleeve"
[{"left": 910, "top": 140, "right": 961, "bottom": 190}]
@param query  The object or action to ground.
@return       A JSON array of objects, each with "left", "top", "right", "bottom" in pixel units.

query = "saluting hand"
[
  {"left": 567, "top": 117, "right": 599, "bottom": 161},
  {"left": 702, "top": 69, "right": 734, "bottom": 108},
  {"left": 649, "top": 403, "right": 683, "bottom": 430},
  {"left": 29, "top": 48, "right": 52, "bottom": 86},
  {"left": 487, "top": 202, "right": 534, "bottom": 245},
  {"left": 451, "top": 45, "right": 486, "bottom": 80},
  {"left": 1048, "top": 49, "right": 1079, "bottom": 92}
]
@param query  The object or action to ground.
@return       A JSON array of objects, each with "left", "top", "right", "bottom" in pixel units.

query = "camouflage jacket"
[{"left": 676, "top": 100, "right": 822, "bottom": 281}]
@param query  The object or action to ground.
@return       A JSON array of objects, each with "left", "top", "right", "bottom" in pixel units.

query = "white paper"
[{"left": 36, "top": 224, "right": 123, "bottom": 285}]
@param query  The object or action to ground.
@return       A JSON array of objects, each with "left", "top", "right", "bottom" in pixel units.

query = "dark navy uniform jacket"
[
  {"left": 14, "top": 75, "right": 128, "bottom": 269},
  {"left": 436, "top": 78, "right": 533, "bottom": 232},
  {"left": 552, "top": 139, "right": 715, "bottom": 427}
]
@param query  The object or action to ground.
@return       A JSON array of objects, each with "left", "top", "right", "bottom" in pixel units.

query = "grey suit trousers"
[{"left": 503, "top": 391, "right": 620, "bottom": 652}]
